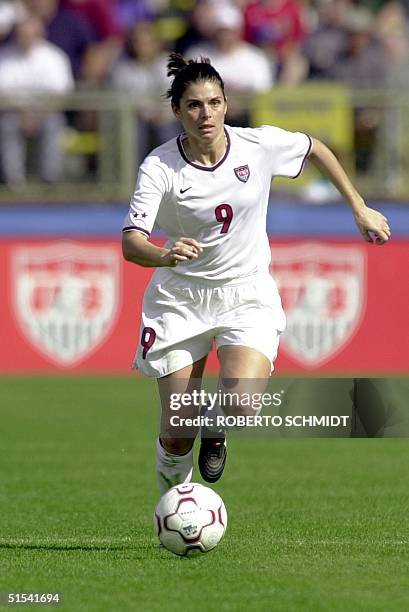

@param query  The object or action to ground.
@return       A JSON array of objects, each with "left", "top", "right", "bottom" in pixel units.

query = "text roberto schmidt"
[{"left": 170, "top": 415, "right": 350, "bottom": 428}]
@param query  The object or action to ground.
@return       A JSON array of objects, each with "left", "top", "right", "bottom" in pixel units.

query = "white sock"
[{"left": 156, "top": 438, "right": 193, "bottom": 496}]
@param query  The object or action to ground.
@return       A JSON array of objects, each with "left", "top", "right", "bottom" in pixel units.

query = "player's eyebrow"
[{"left": 185, "top": 96, "right": 223, "bottom": 103}]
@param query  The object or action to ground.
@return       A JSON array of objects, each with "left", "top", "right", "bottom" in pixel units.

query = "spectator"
[
  {"left": 376, "top": 1, "right": 409, "bottom": 88},
  {"left": 111, "top": 21, "right": 179, "bottom": 162},
  {"left": 373, "top": 1, "right": 409, "bottom": 189},
  {"left": 244, "top": 0, "right": 308, "bottom": 83},
  {"left": 116, "top": 0, "right": 154, "bottom": 34},
  {"left": 175, "top": 0, "right": 218, "bottom": 56},
  {"left": 62, "top": 0, "right": 122, "bottom": 40},
  {"left": 62, "top": 0, "right": 123, "bottom": 83},
  {"left": 303, "top": 0, "right": 349, "bottom": 80},
  {"left": 330, "top": 7, "right": 387, "bottom": 87},
  {"left": 359, "top": 0, "right": 394, "bottom": 14},
  {"left": 186, "top": 3, "right": 274, "bottom": 126},
  {"left": 330, "top": 7, "right": 387, "bottom": 173},
  {"left": 0, "top": 0, "right": 26, "bottom": 44},
  {"left": 24, "top": 0, "right": 94, "bottom": 79},
  {"left": 0, "top": 13, "right": 74, "bottom": 185}
]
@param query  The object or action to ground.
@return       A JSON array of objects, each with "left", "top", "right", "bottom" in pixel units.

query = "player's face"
[{"left": 174, "top": 80, "right": 227, "bottom": 145}]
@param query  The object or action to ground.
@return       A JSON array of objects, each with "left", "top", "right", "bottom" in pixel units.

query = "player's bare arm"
[
  {"left": 308, "top": 137, "right": 391, "bottom": 244},
  {"left": 122, "top": 230, "right": 202, "bottom": 267}
]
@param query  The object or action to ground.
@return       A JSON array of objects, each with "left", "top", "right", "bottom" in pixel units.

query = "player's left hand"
[{"left": 353, "top": 206, "right": 391, "bottom": 244}]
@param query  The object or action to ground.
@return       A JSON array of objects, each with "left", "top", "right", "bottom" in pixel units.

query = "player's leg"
[
  {"left": 199, "top": 271, "right": 284, "bottom": 484},
  {"left": 156, "top": 356, "right": 207, "bottom": 495},
  {"left": 218, "top": 345, "right": 271, "bottom": 415},
  {"left": 213, "top": 274, "right": 284, "bottom": 418},
  {"left": 133, "top": 268, "right": 213, "bottom": 494},
  {"left": 0, "top": 111, "right": 26, "bottom": 184},
  {"left": 38, "top": 112, "right": 66, "bottom": 182},
  {"left": 198, "top": 346, "right": 271, "bottom": 483}
]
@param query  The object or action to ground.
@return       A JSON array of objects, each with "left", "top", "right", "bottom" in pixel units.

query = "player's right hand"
[{"left": 161, "top": 237, "right": 203, "bottom": 267}]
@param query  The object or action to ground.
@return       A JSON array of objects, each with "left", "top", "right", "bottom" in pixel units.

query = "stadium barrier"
[{"left": 0, "top": 86, "right": 409, "bottom": 200}]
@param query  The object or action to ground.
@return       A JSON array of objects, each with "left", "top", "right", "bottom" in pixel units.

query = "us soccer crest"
[
  {"left": 234, "top": 165, "right": 250, "bottom": 183},
  {"left": 270, "top": 243, "right": 366, "bottom": 366},
  {"left": 12, "top": 242, "right": 121, "bottom": 366}
]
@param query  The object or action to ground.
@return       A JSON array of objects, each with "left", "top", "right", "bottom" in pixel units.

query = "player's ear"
[
  {"left": 223, "top": 96, "right": 228, "bottom": 117},
  {"left": 172, "top": 103, "right": 180, "bottom": 119}
]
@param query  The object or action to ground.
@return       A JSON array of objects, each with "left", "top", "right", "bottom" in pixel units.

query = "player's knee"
[{"left": 160, "top": 437, "right": 194, "bottom": 455}]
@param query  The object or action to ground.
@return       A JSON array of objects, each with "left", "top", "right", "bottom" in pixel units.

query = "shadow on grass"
[
  {"left": 0, "top": 541, "right": 197, "bottom": 559},
  {"left": 0, "top": 541, "right": 153, "bottom": 552}
]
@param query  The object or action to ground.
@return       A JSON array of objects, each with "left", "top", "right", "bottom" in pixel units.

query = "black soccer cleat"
[{"left": 198, "top": 434, "right": 227, "bottom": 483}]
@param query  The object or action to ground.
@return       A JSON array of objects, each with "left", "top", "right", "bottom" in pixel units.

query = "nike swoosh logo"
[{"left": 180, "top": 187, "right": 192, "bottom": 194}]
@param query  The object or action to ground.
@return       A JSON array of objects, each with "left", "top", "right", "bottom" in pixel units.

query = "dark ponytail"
[
  {"left": 166, "top": 52, "right": 191, "bottom": 78},
  {"left": 166, "top": 52, "right": 226, "bottom": 108}
]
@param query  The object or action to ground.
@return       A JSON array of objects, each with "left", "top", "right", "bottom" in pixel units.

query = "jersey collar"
[{"left": 177, "top": 128, "right": 231, "bottom": 171}]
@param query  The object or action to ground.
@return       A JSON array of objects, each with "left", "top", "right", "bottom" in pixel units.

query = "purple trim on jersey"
[
  {"left": 177, "top": 128, "right": 231, "bottom": 171},
  {"left": 122, "top": 226, "right": 150, "bottom": 237},
  {"left": 292, "top": 134, "right": 312, "bottom": 179}
]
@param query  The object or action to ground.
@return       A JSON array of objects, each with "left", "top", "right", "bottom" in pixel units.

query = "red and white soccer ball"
[{"left": 154, "top": 483, "right": 227, "bottom": 556}]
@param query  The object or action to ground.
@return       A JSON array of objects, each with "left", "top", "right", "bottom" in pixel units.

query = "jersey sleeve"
[
  {"left": 122, "top": 157, "right": 168, "bottom": 237},
  {"left": 259, "top": 125, "right": 312, "bottom": 179}
]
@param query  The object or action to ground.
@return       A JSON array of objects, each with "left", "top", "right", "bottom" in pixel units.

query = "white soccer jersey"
[{"left": 123, "top": 125, "right": 311, "bottom": 281}]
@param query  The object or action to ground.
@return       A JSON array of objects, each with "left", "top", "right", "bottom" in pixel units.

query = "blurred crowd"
[{"left": 0, "top": 0, "right": 408, "bottom": 186}]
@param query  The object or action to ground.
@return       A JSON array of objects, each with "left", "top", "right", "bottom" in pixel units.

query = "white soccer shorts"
[{"left": 133, "top": 268, "right": 286, "bottom": 378}]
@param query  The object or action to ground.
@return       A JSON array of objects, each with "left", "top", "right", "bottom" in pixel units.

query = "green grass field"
[{"left": 1, "top": 376, "right": 409, "bottom": 611}]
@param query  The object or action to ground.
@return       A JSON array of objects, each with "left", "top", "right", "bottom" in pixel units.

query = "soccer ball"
[{"left": 154, "top": 482, "right": 227, "bottom": 556}]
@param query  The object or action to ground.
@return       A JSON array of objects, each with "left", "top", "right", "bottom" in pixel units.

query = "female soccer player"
[{"left": 122, "top": 54, "right": 391, "bottom": 495}]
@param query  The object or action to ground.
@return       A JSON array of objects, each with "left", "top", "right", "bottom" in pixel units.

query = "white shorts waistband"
[{"left": 151, "top": 267, "right": 271, "bottom": 289}]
